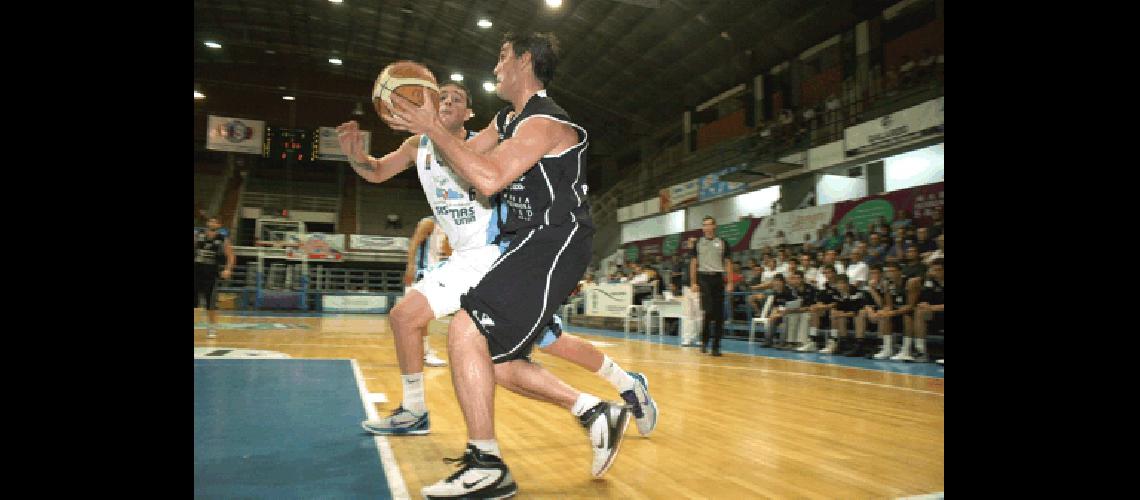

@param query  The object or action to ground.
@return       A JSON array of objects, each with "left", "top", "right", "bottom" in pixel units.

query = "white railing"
[{"left": 242, "top": 192, "right": 339, "bottom": 212}]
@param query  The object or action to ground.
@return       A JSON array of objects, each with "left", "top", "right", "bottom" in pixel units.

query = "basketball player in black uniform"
[
  {"left": 867, "top": 261, "right": 915, "bottom": 360},
  {"left": 827, "top": 274, "right": 873, "bottom": 357},
  {"left": 757, "top": 274, "right": 796, "bottom": 348},
  {"left": 387, "top": 32, "right": 632, "bottom": 498},
  {"left": 194, "top": 216, "right": 234, "bottom": 339},
  {"left": 811, "top": 266, "right": 841, "bottom": 353},
  {"left": 915, "top": 258, "right": 944, "bottom": 364}
]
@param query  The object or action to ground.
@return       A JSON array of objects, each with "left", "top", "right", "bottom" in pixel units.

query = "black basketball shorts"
[
  {"left": 195, "top": 265, "right": 219, "bottom": 310},
  {"left": 460, "top": 218, "right": 593, "bottom": 364}
]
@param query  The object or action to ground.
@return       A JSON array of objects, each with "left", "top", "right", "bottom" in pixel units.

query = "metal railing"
[{"left": 241, "top": 192, "right": 340, "bottom": 212}]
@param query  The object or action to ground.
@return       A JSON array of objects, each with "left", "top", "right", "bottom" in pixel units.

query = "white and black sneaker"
[
  {"left": 361, "top": 406, "right": 430, "bottom": 435},
  {"left": 578, "top": 401, "right": 632, "bottom": 478},
  {"left": 620, "top": 372, "right": 658, "bottom": 436},
  {"left": 421, "top": 445, "right": 517, "bottom": 499}
]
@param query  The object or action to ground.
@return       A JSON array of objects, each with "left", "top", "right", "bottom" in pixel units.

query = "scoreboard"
[{"left": 263, "top": 127, "right": 316, "bottom": 162}]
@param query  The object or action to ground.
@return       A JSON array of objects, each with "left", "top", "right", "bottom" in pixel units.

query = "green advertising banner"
[
  {"left": 662, "top": 234, "right": 681, "bottom": 256},
  {"left": 715, "top": 219, "right": 753, "bottom": 247},
  {"left": 834, "top": 199, "right": 894, "bottom": 235}
]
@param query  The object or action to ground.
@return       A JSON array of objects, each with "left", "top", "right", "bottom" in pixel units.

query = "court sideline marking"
[
  {"left": 350, "top": 359, "right": 411, "bottom": 500},
  {"left": 634, "top": 358, "right": 944, "bottom": 396}
]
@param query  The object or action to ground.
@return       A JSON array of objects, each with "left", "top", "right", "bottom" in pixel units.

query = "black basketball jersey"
[
  {"left": 920, "top": 278, "right": 945, "bottom": 305},
  {"left": 789, "top": 284, "right": 815, "bottom": 307},
  {"left": 493, "top": 91, "right": 591, "bottom": 235},
  {"left": 834, "top": 288, "right": 871, "bottom": 312},
  {"left": 770, "top": 287, "right": 796, "bottom": 308},
  {"left": 195, "top": 229, "right": 227, "bottom": 267},
  {"left": 815, "top": 285, "right": 839, "bottom": 305},
  {"left": 885, "top": 279, "right": 908, "bottom": 308}
]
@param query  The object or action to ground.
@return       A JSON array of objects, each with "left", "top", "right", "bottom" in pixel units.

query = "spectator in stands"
[
  {"left": 915, "top": 258, "right": 944, "bottom": 364},
  {"left": 823, "top": 226, "right": 843, "bottom": 251},
  {"left": 901, "top": 246, "right": 927, "bottom": 281},
  {"left": 918, "top": 49, "right": 936, "bottom": 81},
  {"left": 800, "top": 254, "right": 819, "bottom": 289},
  {"left": 846, "top": 246, "right": 870, "bottom": 288},
  {"left": 929, "top": 209, "right": 944, "bottom": 237},
  {"left": 774, "top": 230, "right": 787, "bottom": 248},
  {"left": 915, "top": 227, "right": 937, "bottom": 255},
  {"left": 742, "top": 258, "right": 760, "bottom": 283},
  {"left": 826, "top": 274, "right": 873, "bottom": 357},
  {"left": 784, "top": 269, "right": 820, "bottom": 352},
  {"left": 811, "top": 227, "right": 829, "bottom": 250},
  {"left": 747, "top": 258, "right": 779, "bottom": 313},
  {"left": 776, "top": 247, "right": 794, "bottom": 273},
  {"left": 923, "top": 233, "right": 944, "bottom": 265},
  {"left": 825, "top": 93, "right": 842, "bottom": 138},
  {"left": 867, "top": 261, "right": 917, "bottom": 360},
  {"left": 757, "top": 274, "right": 796, "bottom": 348},
  {"left": 839, "top": 233, "right": 858, "bottom": 259},
  {"left": 892, "top": 210, "right": 913, "bottom": 232},
  {"left": 886, "top": 234, "right": 908, "bottom": 262},
  {"left": 899, "top": 54, "right": 916, "bottom": 87},
  {"left": 821, "top": 249, "right": 845, "bottom": 278},
  {"left": 670, "top": 254, "right": 686, "bottom": 292},
  {"left": 867, "top": 233, "right": 890, "bottom": 267}
]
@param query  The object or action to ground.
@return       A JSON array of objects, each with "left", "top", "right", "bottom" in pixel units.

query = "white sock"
[
  {"left": 401, "top": 373, "right": 426, "bottom": 414},
  {"left": 809, "top": 326, "right": 818, "bottom": 336},
  {"left": 916, "top": 337, "right": 926, "bottom": 352},
  {"left": 830, "top": 329, "right": 838, "bottom": 338},
  {"left": 468, "top": 439, "right": 501, "bottom": 457},
  {"left": 901, "top": 336, "right": 913, "bottom": 353},
  {"left": 571, "top": 393, "right": 602, "bottom": 417},
  {"left": 423, "top": 336, "right": 436, "bottom": 357},
  {"left": 596, "top": 355, "right": 637, "bottom": 393},
  {"left": 881, "top": 334, "right": 893, "bottom": 355}
]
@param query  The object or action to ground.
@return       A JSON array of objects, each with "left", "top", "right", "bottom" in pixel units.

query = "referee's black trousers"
[{"left": 698, "top": 272, "right": 726, "bottom": 352}]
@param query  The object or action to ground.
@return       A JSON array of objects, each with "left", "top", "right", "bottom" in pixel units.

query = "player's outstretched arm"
[{"left": 336, "top": 120, "right": 416, "bottom": 184}]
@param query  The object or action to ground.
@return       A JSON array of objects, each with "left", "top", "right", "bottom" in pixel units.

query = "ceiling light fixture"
[
  {"left": 477, "top": 19, "right": 492, "bottom": 28},
  {"left": 450, "top": 73, "right": 464, "bottom": 82}
]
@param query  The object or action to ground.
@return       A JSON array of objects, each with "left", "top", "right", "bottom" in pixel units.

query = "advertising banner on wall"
[
  {"left": 206, "top": 115, "right": 266, "bottom": 155},
  {"left": 831, "top": 181, "right": 943, "bottom": 234},
  {"left": 659, "top": 179, "right": 701, "bottom": 212},
  {"left": 322, "top": 294, "right": 390, "bottom": 313},
  {"left": 349, "top": 235, "right": 411, "bottom": 252},
  {"left": 844, "top": 96, "right": 943, "bottom": 153},
  {"left": 749, "top": 205, "right": 835, "bottom": 249},
  {"left": 698, "top": 165, "right": 747, "bottom": 201},
  {"left": 316, "top": 126, "right": 372, "bottom": 162},
  {"left": 584, "top": 283, "right": 634, "bottom": 318}
]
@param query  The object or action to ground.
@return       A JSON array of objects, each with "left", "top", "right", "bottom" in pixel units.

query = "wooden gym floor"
[{"left": 194, "top": 312, "right": 944, "bottom": 499}]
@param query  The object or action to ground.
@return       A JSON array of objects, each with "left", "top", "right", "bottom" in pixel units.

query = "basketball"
[{"left": 372, "top": 61, "right": 440, "bottom": 122}]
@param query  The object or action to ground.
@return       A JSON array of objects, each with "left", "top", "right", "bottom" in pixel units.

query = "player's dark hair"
[
  {"left": 440, "top": 81, "right": 472, "bottom": 107},
  {"left": 503, "top": 32, "right": 560, "bottom": 86}
]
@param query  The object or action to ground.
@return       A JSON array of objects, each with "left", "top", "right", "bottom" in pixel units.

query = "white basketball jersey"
[{"left": 415, "top": 134, "right": 501, "bottom": 252}]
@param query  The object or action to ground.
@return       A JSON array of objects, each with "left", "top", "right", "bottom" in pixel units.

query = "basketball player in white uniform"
[
  {"left": 406, "top": 217, "right": 450, "bottom": 367},
  {"left": 336, "top": 82, "right": 657, "bottom": 443}
]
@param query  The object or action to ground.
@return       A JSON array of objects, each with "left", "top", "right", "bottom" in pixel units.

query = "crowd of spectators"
[
  {"left": 758, "top": 48, "right": 944, "bottom": 148},
  {"left": 584, "top": 207, "right": 945, "bottom": 364}
]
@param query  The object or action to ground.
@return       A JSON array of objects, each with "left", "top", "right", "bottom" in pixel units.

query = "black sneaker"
[
  {"left": 421, "top": 445, "right": 517, "bottom": 499},
  {"left": 842, "top": 345, "right": 866, "bottom": 357},
  {"left": 711, "top": 350, "right": 723, "bottom": 357},
  {"left": 578, "top": 401, "right": 632, "bottom": 478},
  {"left": 913, "top": 352, "right": 931, "bottom": 363},
  {"left": 699, "top": 344, "right": 707, "bottom": 353}
]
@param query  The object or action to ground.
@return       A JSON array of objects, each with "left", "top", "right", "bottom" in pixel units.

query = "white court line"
[
  {"left": 568, "top": 330, "right": 945, "bottom": 380},
  {"left": 633, "top": 359, "right": 944, "bottom": 396},
  {"left": 351, "top": 359, "right": 411, "bottom": 500},
  {"left": 898, "top": 492, "right": 944, "bottom": 499}
]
